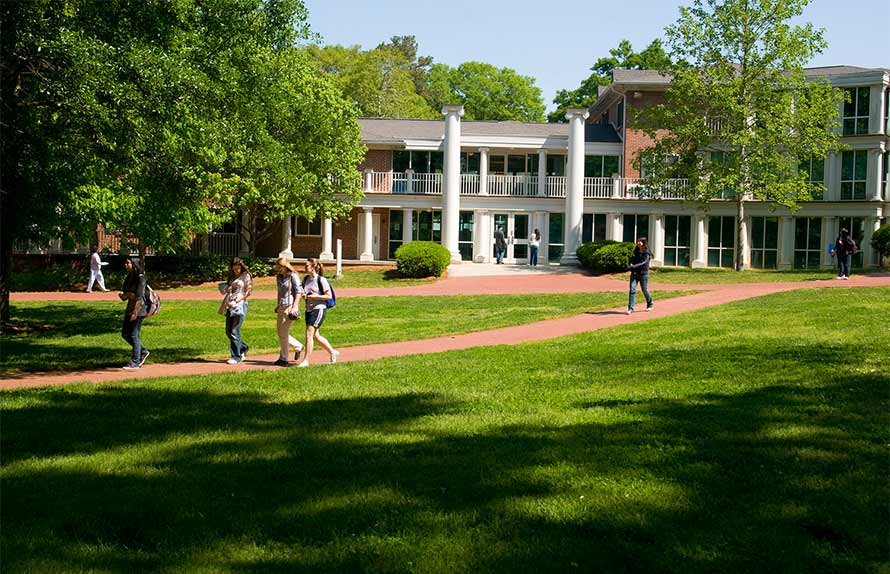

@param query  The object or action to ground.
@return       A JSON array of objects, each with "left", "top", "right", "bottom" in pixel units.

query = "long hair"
[
  {"left": 228, "top": 257, "right": 250, "bottom": 283},
  {"left": 275, "top": 257, "right": 294, "bottom": 274},
  {"left": 122, "top": 257, "right": 143, "bottom": 290},
  {"left": 533, "top": 228, "right": 541, "bottom": 240},
  {"left": 634, "top": 237, "right": 649, "bottom": 255},
  {"left": 306, "top": 257, "right": 324, "bottom": 277}
]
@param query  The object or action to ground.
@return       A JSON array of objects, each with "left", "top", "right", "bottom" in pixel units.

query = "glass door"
[
  {"left": 493, "top": 213, "right": 508, "bottom": 260},
  {"left": 512, "top": 214, "right": 529, "bottom": 260}
]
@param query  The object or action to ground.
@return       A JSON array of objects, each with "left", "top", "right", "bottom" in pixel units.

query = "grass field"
[
  {"left": 2, "top": 287, "right": 887, "bottom": 573},
  {"left": 613, "top": 266, "right": 886, "bottom": 284},
  {"left": 1, "top": 291, "right": 694, "bottom": 373}
]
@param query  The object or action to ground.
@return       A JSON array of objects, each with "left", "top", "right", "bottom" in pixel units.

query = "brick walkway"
[{"left": 4, "top": 273, "right": 889, "bottom": 391}]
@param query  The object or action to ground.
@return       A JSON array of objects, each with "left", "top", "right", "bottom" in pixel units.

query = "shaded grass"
[
  {"left": 611, "top": 266, "right": 886, "bottom": 284},
  {"left": 1, "top": 287, "right": 888, "bottom": 573},
  {"left": 1, "top": 291, "right": 692, "bottom": 373}
]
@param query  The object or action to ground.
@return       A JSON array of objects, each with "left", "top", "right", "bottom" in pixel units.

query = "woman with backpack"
[
  {"left": 119, "top": 257, "right": 150, "bottom": 369},
  {"left": 833, "top": 228, "right": 856, "bottom": 280},
  {"left": 626, "top": 237, "right": 654, "bottom": 315},
  {"left": 222, "top": 257, "right": 252, "bottom": 365},
  {"left": 273, "top": 258, "right": 305, "bottom": 367},
  {"left": 297, "top": 257, "right": 339, "bottom": 367}
]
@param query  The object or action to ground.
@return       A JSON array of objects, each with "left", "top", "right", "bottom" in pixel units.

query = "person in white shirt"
[
  {"left": 296, "top": 258, "right": 339, "bottom": 367},
  {"left": 529, "top": 228, "right": 541, "bottom": 267},
  {"left": 86, "top": 246, "right": 109, "bottom": 292}
]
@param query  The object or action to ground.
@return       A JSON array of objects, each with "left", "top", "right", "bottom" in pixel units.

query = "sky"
[{"left": 303, "top": 0, "right": 890, "bottom": 113}]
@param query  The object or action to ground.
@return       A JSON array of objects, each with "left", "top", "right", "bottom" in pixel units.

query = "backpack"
[
  {"left": 144, "top": 285, "right": 161, "bottom": 317},
  {"left": 847, "top": 238, "right": 858, "bottom": 255},
  {"left": 304, "top": 275, "right": 336, "bottom": 309}
]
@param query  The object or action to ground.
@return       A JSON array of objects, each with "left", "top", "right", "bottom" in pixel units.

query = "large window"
[
  {"left": 413, "top": 210, "right": 441, "bottom": 243},
  {"left": 838, "top": 217, "right": 865, "bottom": 268},
  {"left": 458, "top": 211, "right": 474, "bottom": 261},
  {"left": 707, "top": 216, "right": 735, "bottom": 268},
  {"left": 841, "top": 150, "right": 868, "bottom": 200},
  {"left": 460, "top": 152, "right": 481, "bottom": 174},
  {"left": 388, "top": 210, "right": 403, "bottom": 259},
  {"left": 584, "top": 155, "right": 621, "bottom": 178},
  {"left": 623, "top": 214, "right": 650, "bottom": 243},
  {"left": 664, "top": 215, "right": 691, "bottom": 266},
  {"left": 295, "top": 216, "right": 321, "bottom": 236},
  {"left": 546, "top": 155, "right": 566, "bottom": 176},
  {"left": 393, "top": 150, "right": 444, "bottom": 174},
  {"left": 794, "top": 217, "right": 822, "bottom": 269},
  {"left": 800, "top": 156, "right": 825, "bottom": 199},
  {"left": 750, "top": 217, "right": 778, "bottom": 269},
  {"left": 548, "top": 213, "right": 564, "bottom": 261},
  {"left": 842, "top": 87, "right": 870, "bottom": 135},
  {"left": 582, "top": 213, "right": 607, "bottom": 243}
]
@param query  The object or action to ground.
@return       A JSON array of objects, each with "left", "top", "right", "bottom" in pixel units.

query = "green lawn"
[
  {"left": 617, "top": 266, "right": 885, "bottom": 284},
  {"left": 2, "top": 287, "right": 887, "bottom": 573},
  {"left": 165, "top": 267, "right": 439, "bottom": 292},
  {"left": 2, "top": 291, "right": 695, "bottom": 373}
]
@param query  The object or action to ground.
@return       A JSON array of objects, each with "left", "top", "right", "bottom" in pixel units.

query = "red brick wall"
[
  {"left": 623, "top": 91, "right": 669, "bottom": 177},
  {"left": 359, "top": 149, "right": 392, "bottom": 172}
]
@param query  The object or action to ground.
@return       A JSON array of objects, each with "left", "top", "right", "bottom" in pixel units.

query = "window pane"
[
  {"left": 507, "top": 155, "right": 526, "bottom": 175},
  {"left": 843, "top": 89, "right": 856, "bottom": 117},
  {"left": 765, "top": 219, "right": 778, "bottom": 249},
  {"left": 854, "top": 151, "right": 868, "bottom": 180},
  {"left": 841, "top": 152, "right": 853, "bottom": 180},
  {"left": 751, "top": 217, "right": 764, "bottom": 249},
  {"left": 708, "top": 249, "right": 719, "bottom": 267},
  {"left": 490, "top": 155, "right": 505, "bottom": 174},
  {"left": 708, "top": 218, "right": 721, "bottom": 247},
  {"left": 549, "top": 213, "right": 564, "bottom": 244},
  {"left": 548, "top": 245, "right": 563, "bottom": 261},
  {"left": 841, "top": 182, "right": 852, "bottom": 200},
  {"left": 721, "top": 248, "right": 733, "bottom": 268},
  {"left": 794, "top": 219, "right": 808, "bottom": 250},
  {"left": 593, "top": 214, "right": 606, "bottom": 242},
  {"left": 582, "top": 214, "right": 593, "bottom": 243},
  {"left": 638, "top": 216, "right": 649, "bottom": 240},
  {"left": 603, "top": 156, "right": 620, "bottom": 177},
  {"left": 458, "top": 211, "right": 474, "bottom": 242},
  {"left": 388, "top": 241, "right": 401, "bottom": 259},
  {"left": 546, "top": 155, "right": 565, "bottom": 176},
  {"left": 514, "top": 214, "right": 529, "bottom": 240},
  {"left": 678, "top": 248, "right": 690, "bottom": 267},
  {"left": 677, "top": 216, "right": 691, "bottom": 246},
  {"left": 807, "top": 218, "right": 821, "bottom": 250},
  {"left": 764, "top": 250, "right": 777, "bottom": 269},
  {"left": 432, "top": 211, "right": 442, "bottom": 243},
  {"left": 807, "top": 252, "right": 820, "bottom": 269},
  {"left": 794, "top": 252, "right": 806, "bottom": 269},
  {"left": 665, "top": 249, "right": 676, "bottom": 266},
  {"left": 665, "top": 216, "right": 677, "bottom": 246},
  {"left": 430, "top": 152, "right": 444, "bottom": 173},
  {"left": 857, "top": 118, "right": 868, "bottom": 134},
  {"left": 856, "top": 87, "right": 870, "bottom": 116},
  {"left": 854, "top": 182, "right": 866, "bottom": 199},
  {"left": 393, "top": 151, "right": 411, "bottom": 172},
  {"left": 722, "top": 217, "right": 734, "bottom": 247},
  {"left": 584, "top": 156, "right": 602, "bottom": 178},
  {"left": 751, "top": 250, "right": 763, "bottom": 269}
]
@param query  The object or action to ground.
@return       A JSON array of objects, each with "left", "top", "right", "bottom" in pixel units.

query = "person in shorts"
[{"left": 297, "top": 258, "right": 339, "bottom": 367}]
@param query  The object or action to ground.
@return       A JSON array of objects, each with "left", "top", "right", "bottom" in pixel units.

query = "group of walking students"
[{"left": 116, "top": 255, "right": 338, "bottom": 370}]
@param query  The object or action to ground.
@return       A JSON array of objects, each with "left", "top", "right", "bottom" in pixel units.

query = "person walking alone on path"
[
  {"left": 627, "top": 237, "right": 653, "bottom": 315},
  {"left": 222, "top": 257, "right": 252, "bottom": 364},
  {"left": 273, "top": 258, "right": 304, "bottom": 367},
  {"left": 297, "top": 258, "right": 339, "bottom": 367},
  {"left": 529, "top": 228, "right": 541, "bottom": 267},
  {"left": 86, "top": 246, "right": 109, "bottom": 293},
  {"left": 119, "top": 257, "right": 150, "bottom": 369},
  {"left": 833, "top": 228, "right": 856, "bottom": 280},
  {"left": 494, "top": 225, "right": 507, "bottom": 264}
]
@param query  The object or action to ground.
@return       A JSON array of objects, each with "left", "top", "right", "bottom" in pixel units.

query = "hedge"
[
  {"left": 871, "top": 222, "right": 890, "bottom": 263},
  {"left": 394, "top": 242, "right": 451, "bottom": 278},
  {"left": 577, "top": 240, "right": 620, "bottom": 269},
  {"left": 578, "top": 241, "right": 636, "bottom": 274}
]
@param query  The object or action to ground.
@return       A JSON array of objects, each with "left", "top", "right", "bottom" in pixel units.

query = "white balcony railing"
[
  {"left": 545, "top": 176, "right": 566, "bottom": 197},
  {"left": 583, "top": 177, "right": 613, "bottom": 199},
  {"left": 389, "top": 172, "right": 443, "bottom": 194},
  {"left": 623, "top": 178, "right": 689, "bottom": 199},
  {"left": 488, "top": 174, "right": 537, "bottom": 196},
  {"left": 461, "top": 174, "right": 480, "bottom": 195}
]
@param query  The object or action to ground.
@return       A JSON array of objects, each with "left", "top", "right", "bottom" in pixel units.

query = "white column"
[
  {"left": 540, "top": 212, "right": 550, "bottom": 264},
  {"left": 320, "top": 217, "right": 333, "bottom": 260},
  {"left": 537, "top": 149, "right": 547, "bottom": 197},
  {"left": 363, "top": 169, "right": 373, "bottom": 194},
  {"left": 692, "top": 215, "right": 707, "bottom": 268},
  {"left": 474, "top": 210, "right": 491, "bottom": 263},
  {"left": 442, "top": 105, "right": 464, "bottom": 261},
  {"left": 606, "top": 212, "right": 622, "bottom": 242},
  {"left": 868, "top": 149, "right": 883, "bottom": 201},
  {"left": 825, "top": 152, "right": 840, "bottom": 201},
  {"left": 820, "top": 217, "right": 836, "bottom": 269},
  {"left": 649, "top": 213, "right": 665, "bottom": 267},
  {"left": 862, "top": 216, "right": 880, "bottom": 267},
  {"left": 869, "top": 85, "right": 885, "bottom": 135},
  {"left": 402, "top": 208, "right": 413, "bottom": 245},
  {"left": 561, "top": 108, "right": 589, "bottom": 264},
  {"left": 360, "top": 207, "right": 374, "bottom": 261},
  {"left": 479, "top": 148, "right": 489, "bottom": 196},
  {"left": 778, "top": 216, "right": 794, "bottom": 270}
]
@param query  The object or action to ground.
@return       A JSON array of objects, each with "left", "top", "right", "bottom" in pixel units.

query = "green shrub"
[
  {"left": 590, "top": 242, "right": 636, "bottom": 274},
  {"left": 871, "top": 223, "right": 890, "bottom": 264},
  {"left": 395, "top": 242, "right": 451, "bottom": 278},
  {"left": 577, "top": 240, "right": 620, "bottom": 269}
]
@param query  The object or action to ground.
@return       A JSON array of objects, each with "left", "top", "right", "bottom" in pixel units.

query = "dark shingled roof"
[{"left": 359, "top": 118, "right": 622, "bottom": 145}]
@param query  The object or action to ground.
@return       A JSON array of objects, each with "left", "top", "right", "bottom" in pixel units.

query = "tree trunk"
[{"left": 736, "top": 197, "right": 747, "bottom": 271}]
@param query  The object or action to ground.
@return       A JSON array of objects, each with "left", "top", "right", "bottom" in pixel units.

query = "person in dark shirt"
[
  {"left": 494, "top": 226, "right": 507, "bottom": 264},
  {"left": 119, "top": 257, "right": 150, "bottom": 369},
  {"left": 627, "top": 237, "right": 653, "bottom": 315},
  {"left": 833, "top": 228, "right": 856, "bottom": 280}
]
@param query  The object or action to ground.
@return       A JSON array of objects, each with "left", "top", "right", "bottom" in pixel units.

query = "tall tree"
[
  {"left": 306, "top": 44, "right": 437, "bottom": 119},
  {"left": 635, "top": 0, "right": 844, "bottom": 270},
  {"left": 427, "top": 62, "right": 546, "bottom": 122},
  {"left": 0, "top": 0, "right": 364, "bottom": 324},
  {"left": 376, "top": 35, "right": 434, "bottom": 100},
  {"left": 549, "top": 39, "right": 672, "bottom": 122}
]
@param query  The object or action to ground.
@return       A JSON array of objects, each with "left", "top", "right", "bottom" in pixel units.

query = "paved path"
[{"left": 4, "top": 274, "right": 889, "bottom": 391}]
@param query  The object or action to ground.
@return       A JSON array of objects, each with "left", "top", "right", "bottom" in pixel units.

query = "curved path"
[{"left": 5, "top": 274, "right": 890, "bottom": 390}]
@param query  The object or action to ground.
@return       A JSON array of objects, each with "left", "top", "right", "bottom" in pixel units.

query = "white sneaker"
[
  {"left": 626, "top": 310, "right": 633, "bottom": 315},
  {"left": 330, "top": 350, "right": 340, "bottom": 364},
  {"left": 226, "top": 358, "right": 240, "bottom": 365},
  {"left": 297, "top": 361, "right": 310, "bottom": 368}
]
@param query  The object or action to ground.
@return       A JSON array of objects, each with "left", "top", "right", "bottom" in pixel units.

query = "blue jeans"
[
  {"left": 837, "top": 254, "right": 851, "bottom": 277},
  {"left": 495, "top": 246, "right": 505, "bottom": 264},
  {"left": 629, "top": 273, "right": 653, "bottom": 311},
  {"left": 529, "top": 246, "right": 538, "bottom": 266},
  {"left": 122, "top": 316, "right": 147, "bottom": 364},
  {"left": 225, "top": 312, "right": 249, "bottom": 360}
]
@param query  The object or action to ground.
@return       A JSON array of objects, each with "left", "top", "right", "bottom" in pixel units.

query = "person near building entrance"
[
  {"left": 119, "top": 257, "right": 150, "bottom": 369},
  {"left": 494, "top": 226, "right": 507, "bottom": 264},
  {"left": 222, "top": 257, "right": 252, "bottom": 364},
  {"left": 833, "top": 227, "right": 856, "bottom": 280},
  {"left": 627, "top": 237, "right": 653, "bottom": 314},
  {"left": 529, "top": 228, "right": 541, "bottom": 267},
  {"left": 273, "top": 258, "right": 305, "bottom": 367},
  {"left": 86, "top": 246, "right": 109, "bottom": 292},
  {"left": 297, "top": 258, "right": 339, "bottom": 367}
]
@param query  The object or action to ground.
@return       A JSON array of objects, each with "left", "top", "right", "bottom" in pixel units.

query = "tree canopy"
[
  {"left": 427, "top": 62, "right": 546, "bottom": 122},
  {"left": 0, "top": 0, "right": 364, "bottom": 322},
  {"left": 549, "top": 39, "right": 672, "bottom": 122},
  {"left": 634, "top": 0, "right": 844, "bottom": 270}
]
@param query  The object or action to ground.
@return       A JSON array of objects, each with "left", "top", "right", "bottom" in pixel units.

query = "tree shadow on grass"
[{"left": 1, "top": 351, "right": 887, "bottom": 573}]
